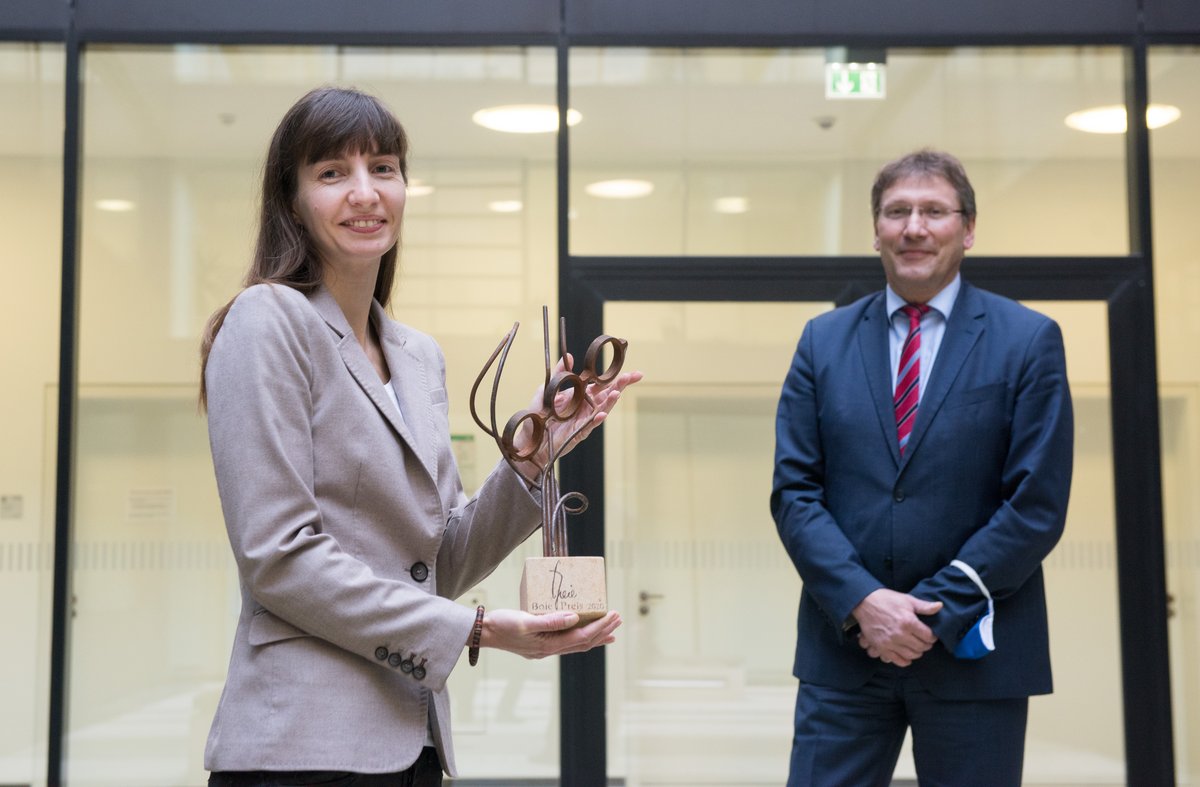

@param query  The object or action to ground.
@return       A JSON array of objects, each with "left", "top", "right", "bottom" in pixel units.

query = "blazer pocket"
[
  {"left": 248, "top": 608, "right": 311, "bottom": 646},
  {"left": 945, "top": 382, "right": 1007, "bottom": 410}
]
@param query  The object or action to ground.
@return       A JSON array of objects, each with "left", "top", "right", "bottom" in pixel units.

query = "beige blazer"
[{"left": 203, "top": 283, "right": 541, "bottom": 774}]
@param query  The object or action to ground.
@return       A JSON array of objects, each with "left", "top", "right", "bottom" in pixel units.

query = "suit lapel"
[
  {"left": 856, "top": 293, "right": 903, "bottom": 468},
  {"left": 902, "top": 281, "right": 986, "bottom": 464},
  {"left": 308, "top": 286, "right": 436, "bottom": 483}
]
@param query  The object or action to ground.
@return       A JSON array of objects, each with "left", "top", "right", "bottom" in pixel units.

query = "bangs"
[{"left": 293, "top": 89, "right": 408, "bottom": 174}]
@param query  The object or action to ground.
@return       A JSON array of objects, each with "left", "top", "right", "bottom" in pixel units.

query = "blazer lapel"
[
  {"left": 308, "top": 286, "right": 434, "bottom": 482},
  {"left": 856, "top": 293, "right": 903, "bottom": 468},
  {"left": 373, "top": 300, "right": 442, "bottom": 484},
  {"left": 902, "top": 281, "right": 986, "bottom": 463}
]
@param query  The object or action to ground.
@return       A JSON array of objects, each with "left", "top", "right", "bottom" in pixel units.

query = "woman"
[{"left": 199, "top": 86, "right": 637, "bottom": 785}]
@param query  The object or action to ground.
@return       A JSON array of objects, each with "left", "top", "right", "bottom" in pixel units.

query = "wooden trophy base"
[{"left": 519, "top": 556, "right": 608, "bottom": 626}]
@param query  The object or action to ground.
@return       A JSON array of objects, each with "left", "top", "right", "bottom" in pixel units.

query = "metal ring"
[
  {"left": 501, "top": 410, "right": 545, "bottom": 462},
  {"left": 582, "top": 335, "right": 627, "bottom": 385}
]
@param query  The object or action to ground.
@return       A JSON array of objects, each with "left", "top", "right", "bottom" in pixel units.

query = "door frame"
[{"left": 558, "top": 256, "right": 1170, "bottom": 786}]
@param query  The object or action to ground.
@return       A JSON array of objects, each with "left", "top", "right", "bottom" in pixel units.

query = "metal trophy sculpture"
[{"left": 470, "top": 307, "right": 627, "bottom": 625}]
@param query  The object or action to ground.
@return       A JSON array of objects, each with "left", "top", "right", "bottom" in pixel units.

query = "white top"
[{"left": 382, "top": 377, "right": 406, "bottom": 428}]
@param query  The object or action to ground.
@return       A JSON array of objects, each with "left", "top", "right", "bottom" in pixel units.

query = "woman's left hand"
[{"left": 479, "top": 609, "right": 623, "bottom": 659}]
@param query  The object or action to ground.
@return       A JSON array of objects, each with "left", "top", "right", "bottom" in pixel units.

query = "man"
[{"left": 770, "top": 149, "right": 1073, "bottom": 786}]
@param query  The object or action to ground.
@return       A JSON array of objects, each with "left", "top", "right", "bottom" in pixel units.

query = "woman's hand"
[
  {"left": 509, "top": 354, "right": 644, "bottom": 473},
  {"left": 475, "top": 609, "right": 622, "bottom": 660}
]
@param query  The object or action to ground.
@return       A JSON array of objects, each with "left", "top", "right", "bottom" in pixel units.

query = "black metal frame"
[{"left": 6, "top": 0, "right": 1191, "bottom": 783}]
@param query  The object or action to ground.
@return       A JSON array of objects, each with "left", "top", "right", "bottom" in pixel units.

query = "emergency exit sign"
[{"left": 825, "top": 64, "right": 886, "bottom": 99}]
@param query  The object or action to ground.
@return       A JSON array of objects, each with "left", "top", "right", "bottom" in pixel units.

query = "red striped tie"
[{"left": 895, "top": 304, "right": 931, "bottom": 455}]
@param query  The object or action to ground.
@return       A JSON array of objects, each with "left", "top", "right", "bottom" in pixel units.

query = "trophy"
[{"left": 470, "top": 307, "right": 627, "bottom": 625}]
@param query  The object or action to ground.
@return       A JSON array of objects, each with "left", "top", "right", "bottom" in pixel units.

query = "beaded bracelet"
[{"left": 468, "top": 605, "right": 485, "bottom": 666}]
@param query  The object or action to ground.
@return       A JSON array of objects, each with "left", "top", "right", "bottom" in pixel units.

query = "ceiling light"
[
  {"left": 714, "top": 196, "right": 749, "bottom": 214},
  {"left": 1064, "top": 104, "right": 1182, "bottom": 134},
  {"left": 472, "top": 104, "right": 582, "bottom": 134},
  {"left": 95, "top": 199, "right": 136, "bottom": 212},
  {"left": 585, "top": 179, "right": 654, "bottom": 199},
  {"left": 488, "top": 200, "right": 523, "bottom": 213}
]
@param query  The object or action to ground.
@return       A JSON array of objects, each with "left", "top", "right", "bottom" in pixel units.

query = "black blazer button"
[
  {"left": 413, "top": 659, "right": 427, "bottom": 681},
  {"left": 401, "top": 656, "right": 415, "bottom": 674},
  {"left": 388, "top": 653, "right": 402, "bottom": 668},
  {"left": 893, "top": 489, "right": 905, "bottom": 502},
  {"left": 375, "top": 646, "right": 389, "bottom": 661},
  {"left": 410, "top": 562, "right": 429, "bottom": 582}
]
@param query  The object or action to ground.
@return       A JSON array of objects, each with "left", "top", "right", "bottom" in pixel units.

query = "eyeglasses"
[{"left": 878, "top": 203, "right": 967, "bottom": 224}]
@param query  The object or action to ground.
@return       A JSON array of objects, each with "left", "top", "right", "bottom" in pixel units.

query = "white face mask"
[{"left": 950, "top": 559, "right": 995, "bottom": 660}]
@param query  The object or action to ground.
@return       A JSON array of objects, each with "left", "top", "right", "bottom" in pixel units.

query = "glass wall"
[
  {"left": 569, "top": 47, "right": 1128, "bottom": 257},
  {"left": 68, "top": 45, "right": 559, "bottom": 784},
  {"left": 3, "top": 30, "right": 1191, "bottom": 784},
  {"left": 0, "top": 41, "right": 64, "bottom": 787},
  {"left": 1150, "top": 45, "right": 1200, "bottom": 786}
]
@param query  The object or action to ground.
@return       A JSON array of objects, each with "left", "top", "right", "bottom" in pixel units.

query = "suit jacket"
[
  {"left": 770, "top": 280, "right": 1073, "bottom": 700},
  {"left": 203, "top": 283, "right": 541, "bottom": 774}
]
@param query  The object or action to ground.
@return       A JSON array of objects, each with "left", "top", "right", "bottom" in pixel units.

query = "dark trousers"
[
  {"left": 788, "top": 669, "right": 1029, "bottom": 787},
  {"left": 208, "top": 746, "right": 443, "bottom": 787}
]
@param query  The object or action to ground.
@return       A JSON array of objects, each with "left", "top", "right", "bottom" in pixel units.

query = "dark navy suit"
[{"left": 770, "top": 280, "right": 1073, "bottom": 783}]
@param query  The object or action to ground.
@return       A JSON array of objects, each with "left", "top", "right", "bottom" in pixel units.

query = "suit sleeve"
[
  {"left": 771, "top": 321, "right": 884, "bottom": 631},
  {"left": 206, "top": 287, "right": 476, "bottom": 692},
  {"left": 911, "top": 318, "right": 1074, "bottom": 649}
]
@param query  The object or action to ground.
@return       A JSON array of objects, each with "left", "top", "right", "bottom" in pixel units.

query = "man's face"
[{"left": 873, "top": 174, "right": 975, "bottom": 304}]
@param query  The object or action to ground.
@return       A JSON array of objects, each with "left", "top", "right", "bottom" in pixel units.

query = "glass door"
[{"left": 603, "top": 299, "right": 1125, "bottom": 786}]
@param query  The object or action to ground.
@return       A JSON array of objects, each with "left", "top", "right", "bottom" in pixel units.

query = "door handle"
[{"left": 638, "top": 591, "right": 664, "bottom": 616}]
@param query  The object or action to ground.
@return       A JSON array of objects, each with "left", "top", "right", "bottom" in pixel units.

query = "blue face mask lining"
[{"left": 949, "top": 559, "right": 995, "bottom": 660}]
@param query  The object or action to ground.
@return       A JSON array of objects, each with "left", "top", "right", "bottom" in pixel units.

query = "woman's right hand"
[{"left": 475, "top": 609, "right": 622, "bottom": 660}]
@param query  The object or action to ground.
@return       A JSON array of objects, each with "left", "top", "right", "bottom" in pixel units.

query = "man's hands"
[
  {"left": 852, "top": 588, "right": 943, "bottom": 667},
  {"left": 475, "top": 609, "right": 622, "bottom": 660}
]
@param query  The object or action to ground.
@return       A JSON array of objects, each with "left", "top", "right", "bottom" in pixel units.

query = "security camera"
[{"left": 814, "top": 115, "right": 836, "bottom": 131}]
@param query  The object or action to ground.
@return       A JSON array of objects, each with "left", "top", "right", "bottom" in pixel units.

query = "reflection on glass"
[
  {"left": 73, "top": 44, "right": 558, "bottom": 784},
  {"left": 569, "top": 47, "right": 1128, "bottom": 256},
  {"left": 0, "top": 41, "right": 64, "bottom": 787},
  {"left": 1149, "top": 45, "right": 1200, "bottom": 786}
]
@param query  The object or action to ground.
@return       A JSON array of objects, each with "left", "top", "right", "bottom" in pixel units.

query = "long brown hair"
[{"left": 199, "top": 86, "right": 410, "bottom": 409}]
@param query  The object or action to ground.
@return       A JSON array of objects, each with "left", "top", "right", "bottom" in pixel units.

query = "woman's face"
[{"left": 292, "top": 149, "right": 406, "bottom": 276}]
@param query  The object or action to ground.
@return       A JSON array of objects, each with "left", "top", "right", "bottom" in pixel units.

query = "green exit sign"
[{"left": 825, "top": 63, "right": 886, "bottom": 100}]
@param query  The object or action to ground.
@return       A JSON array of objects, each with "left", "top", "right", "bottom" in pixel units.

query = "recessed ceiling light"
[
  {"left": 714, "top": 196, "right": 749, "bottom": 214},
  {"left": 585, "top": 179, "right": 654, "bottom": 199},
  {"left": 1064, "top": 103, "right": 1182, "bottom": 134},
  {"left": 472, "top": 104, "right": 582, "bottom": 134},
  {"left": 488, "top": 200, "right": 523, "bottom": 213},
  {"left": 95, "top": 199, "right": 136, "bottom": 212}
]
